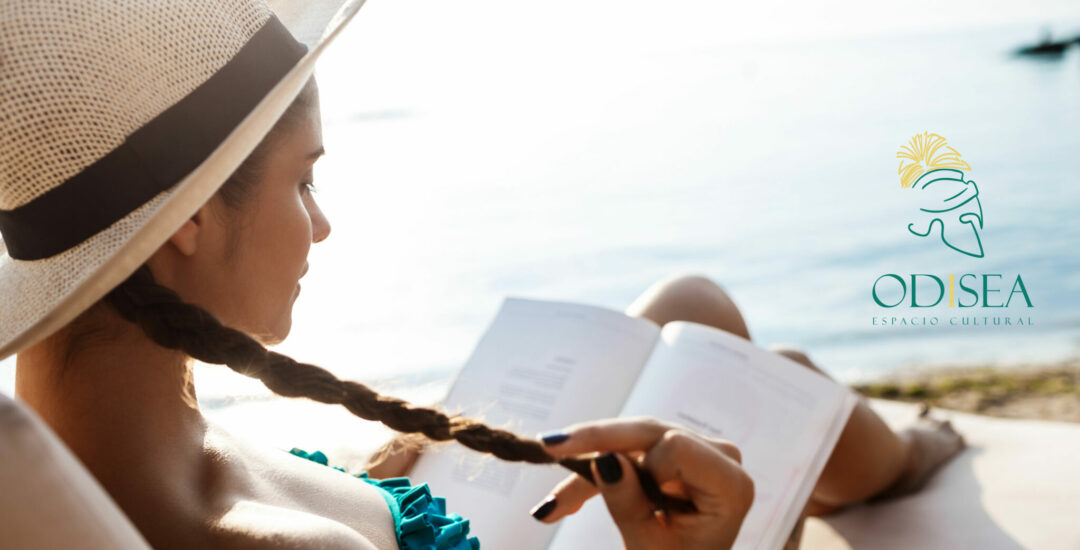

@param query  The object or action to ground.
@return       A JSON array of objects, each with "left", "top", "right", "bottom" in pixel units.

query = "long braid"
[{"left": 105, "top": 265, "right": 694, "bottom": 513}]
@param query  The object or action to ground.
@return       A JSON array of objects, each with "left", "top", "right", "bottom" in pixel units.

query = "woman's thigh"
[{"left": 625, "top": 274, "right": 907, "bottom": 509}]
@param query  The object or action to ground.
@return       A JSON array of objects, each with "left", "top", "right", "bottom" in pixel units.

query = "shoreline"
[{"left": 849, "top": 356, "right": 1080, "bottom": 423}]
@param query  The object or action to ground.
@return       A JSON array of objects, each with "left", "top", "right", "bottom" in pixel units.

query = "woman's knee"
[
  {"left": 770, "top": 344, "right": 812, "bottom": 367},
  {"left": 626, "top": 273, "right": 751, "bottom": 340},
  {"left": 770, "top": 344, "right": 828, "bottom": 377}
]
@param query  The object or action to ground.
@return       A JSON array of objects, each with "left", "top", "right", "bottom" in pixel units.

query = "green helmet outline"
[{"left": 906, "top": 168, "right": 985, "bottom": 258}]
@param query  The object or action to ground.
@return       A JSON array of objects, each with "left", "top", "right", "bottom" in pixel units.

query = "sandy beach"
[{"left": 851, "top": 357, "right": 1080, "bottom": 423}]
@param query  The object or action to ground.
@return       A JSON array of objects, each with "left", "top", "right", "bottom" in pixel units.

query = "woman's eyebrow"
[{"left": 307, "top": 146, "right": 325, "bottom": 160}]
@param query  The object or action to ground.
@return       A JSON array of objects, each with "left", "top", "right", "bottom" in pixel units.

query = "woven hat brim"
[{"left": 0, "top": 0, "right": 367, "bottom": 361}]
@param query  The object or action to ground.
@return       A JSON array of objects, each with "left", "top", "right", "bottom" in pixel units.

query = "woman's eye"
[{"left": 301, "top": 180, "right": 318, "bottom": 194}]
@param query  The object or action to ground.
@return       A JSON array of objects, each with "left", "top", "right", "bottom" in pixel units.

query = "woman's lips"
[{"left": 294, "top": 264, "right": 309, "bottom": 297}]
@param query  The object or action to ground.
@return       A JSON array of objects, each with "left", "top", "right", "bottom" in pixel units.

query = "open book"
[{"left": 408, "top": 297, "right": 857, "bottom": 549}]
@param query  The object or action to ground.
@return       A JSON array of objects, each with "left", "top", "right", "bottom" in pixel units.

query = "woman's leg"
[{"left": 624, "top": 274, "right": 963, "bottom": 513}]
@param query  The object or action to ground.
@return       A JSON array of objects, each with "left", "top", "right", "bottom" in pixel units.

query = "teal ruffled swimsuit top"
[{"left": 288, "top": 447, "right": 481, "bottom": 550}]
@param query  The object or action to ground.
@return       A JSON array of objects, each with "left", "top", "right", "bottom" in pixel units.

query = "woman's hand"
[
  {"left": 363, "top": 433, "right": 427, "bottom": 478},
  {"left": 531, "top": 416, "right": 754, "bottom": 550}
]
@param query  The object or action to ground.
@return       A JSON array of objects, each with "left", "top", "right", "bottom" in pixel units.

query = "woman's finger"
[
  {"left": 529, "top": 473, "right": 600, "bottom": 523},
  {"left": 537, "top": 416, "right": 682, "bottom": 456},
  {"left": 538, "top": 416, "right": 742, "bottom": 464},
  {"left": 591, "top": 452, "right": 660, "bottom": 544},
  {"left": 642, "top": 429, "right": 755, "bottom": 516}
]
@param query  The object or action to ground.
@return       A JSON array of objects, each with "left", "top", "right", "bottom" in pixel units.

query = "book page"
[
  {"left": 407, "top": 297, "right": 661, "bottom": 550},
  {"left": 549, "top": 321, "right": 857, "bottom": 550}
]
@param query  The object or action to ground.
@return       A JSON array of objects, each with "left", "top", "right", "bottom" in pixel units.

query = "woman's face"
[
  {"left": 227, "top": 94, "right": 331, "bottom": 344},
  {"left": 156, "top": 88, "right": 331, "bottom": 345}
]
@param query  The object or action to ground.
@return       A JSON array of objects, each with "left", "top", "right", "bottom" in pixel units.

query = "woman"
[{"left": 0, "top": 1, "right": 963, "bottom": 549}]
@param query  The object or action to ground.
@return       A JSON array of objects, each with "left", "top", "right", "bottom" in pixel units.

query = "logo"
[
  {"left": 871, "top": 132, "right": 1034, "bottom": 328},
  {"left": 896, "top": 132, "right": 984, "bottom": 258}
]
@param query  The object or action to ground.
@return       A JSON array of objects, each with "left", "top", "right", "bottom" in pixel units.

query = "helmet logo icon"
[{"left": 897, "top": 132, "right": 984, "bottom": 258}]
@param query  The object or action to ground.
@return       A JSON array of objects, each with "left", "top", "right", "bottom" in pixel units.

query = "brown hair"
[{"left": 103, "top": 264, "right": 599, "bottom": 479}]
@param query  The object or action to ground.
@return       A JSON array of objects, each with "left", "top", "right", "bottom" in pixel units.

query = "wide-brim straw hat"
[{"left": 0, "top": 0, "right": 367, "bottom": 360}]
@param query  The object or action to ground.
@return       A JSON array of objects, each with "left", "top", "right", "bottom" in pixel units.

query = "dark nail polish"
[
  {"left": 539, "top": 431, "right": 570, "bottom": 446},
  {"left": 595, "top": 452, "right": 623, "bottom": 484},
  {"left": 531, "top": 496, "right": 557, "bottom": 520}
]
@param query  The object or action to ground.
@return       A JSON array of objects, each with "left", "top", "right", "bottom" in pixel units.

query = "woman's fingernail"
[
  {"left": 530, "top": 495, "right": 557, "bottom": 520},
  {"left": 594, "top": 452, "right": 623, "bottom": 484},
  {"left": 539, "top": 431, "right": 570, "bottom": 446}
]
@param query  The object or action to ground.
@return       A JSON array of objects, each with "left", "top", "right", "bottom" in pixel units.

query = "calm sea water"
[{"left": 3, "top": 0, "right": 1079, "bottom": 456}]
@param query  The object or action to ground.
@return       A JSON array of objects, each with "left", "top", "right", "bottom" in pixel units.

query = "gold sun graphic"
[{"left": 896, "top": 132, "right": 971, "bottom": 188}]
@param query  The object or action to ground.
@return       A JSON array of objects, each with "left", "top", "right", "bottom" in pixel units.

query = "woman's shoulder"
[
  {"left": 207, "top": 499, "right": 383, "bottom": 550},
  {"left": 198, "top": 421, "right": 400, "bottom": 550}
]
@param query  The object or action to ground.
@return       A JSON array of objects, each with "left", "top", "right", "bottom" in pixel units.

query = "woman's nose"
[{"left": 310, "top": 203, "right": 331, "bottom": 243}]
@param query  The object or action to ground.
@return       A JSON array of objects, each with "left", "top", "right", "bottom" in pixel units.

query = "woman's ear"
[
  {"left": 144, "top": 203, "right": 217, "bottom": 296},
  {"left": 168, "top": 205, "right": 211, "bottom": 256}
]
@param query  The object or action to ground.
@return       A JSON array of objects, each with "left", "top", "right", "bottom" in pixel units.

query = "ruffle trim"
[{"left": 288, "top": 448, "right": 481, "bottom": 550}]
